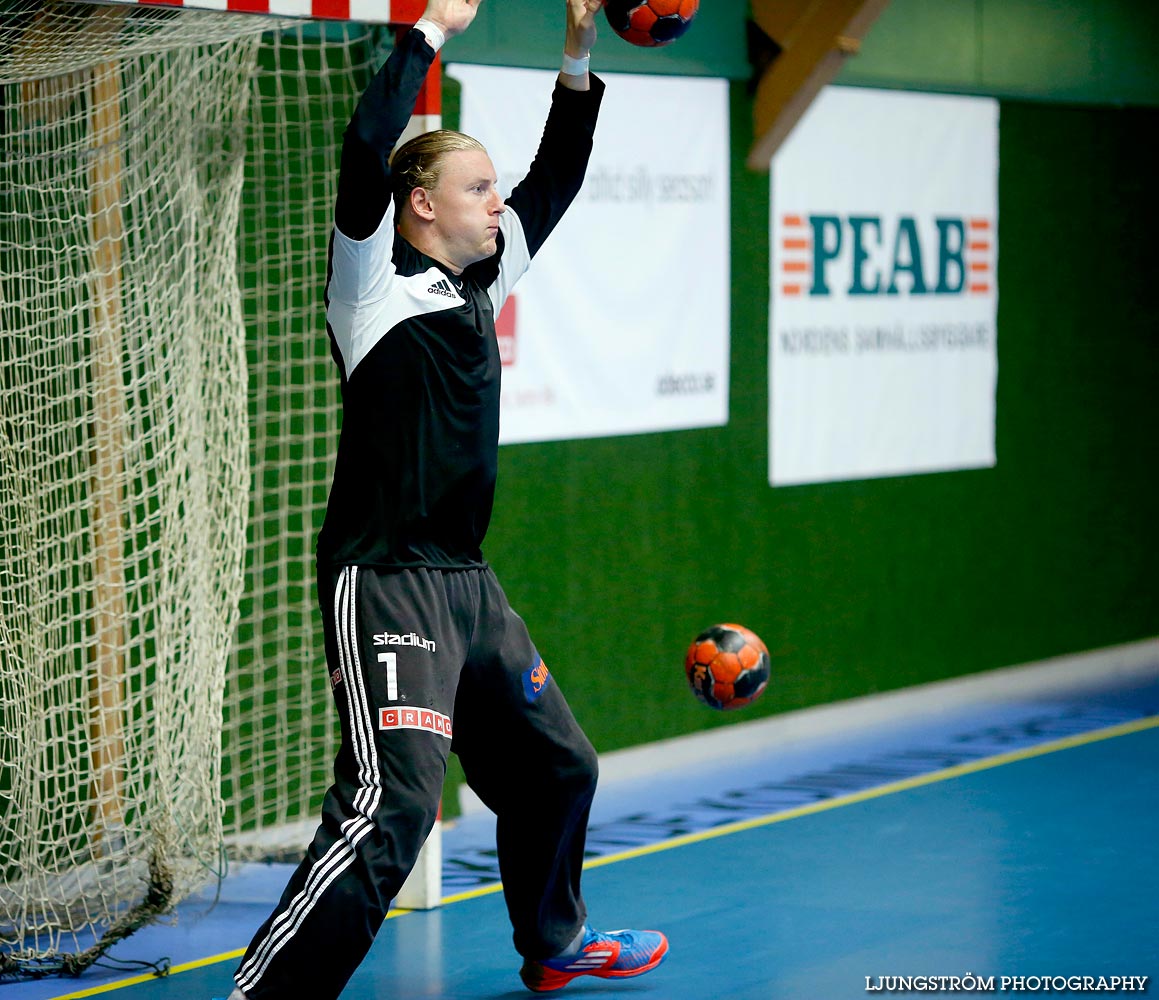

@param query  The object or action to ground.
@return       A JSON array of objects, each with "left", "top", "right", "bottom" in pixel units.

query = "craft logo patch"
[{"left": 379, "top": 707, "right": 452, "bottom": 740}]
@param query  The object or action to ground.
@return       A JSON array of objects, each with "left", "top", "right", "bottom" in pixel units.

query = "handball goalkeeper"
[{"left": 226, "top": 1, "right": 668, "bottom": 997}]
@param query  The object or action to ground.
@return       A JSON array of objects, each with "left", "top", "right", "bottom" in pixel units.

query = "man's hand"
[
  {"left": 565, "top": 0, "right": 603, "bottom": 57},
  {"left": 421, "top": 0, "right": 481, "bottom": 40}
]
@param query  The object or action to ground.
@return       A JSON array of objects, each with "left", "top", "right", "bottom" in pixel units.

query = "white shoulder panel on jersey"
[
  {"left": 328, "top": 269, "right": 465, "bottom": 378},
  {"left": 487, "top": 206, "right": 531, "bottom": 316},
  {"left": 327, "top": 207, "right": 464, "bottom": 378},
  {"left": 328, "top": 200, "right": 398, "bottom": 308}
]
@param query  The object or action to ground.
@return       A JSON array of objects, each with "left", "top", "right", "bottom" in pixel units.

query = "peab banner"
[
  {"left": 454, "top": 64, "right": 730, "bottom": 445},
  {"left": 769, "top": 87, "right": 999, "bottom": 487}
]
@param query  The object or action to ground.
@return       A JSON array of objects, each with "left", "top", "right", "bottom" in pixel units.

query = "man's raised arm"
[
  {"left": 495, "top": 0, "right": 606, "bottom": 262},
  {"left": 558, "top": 0, "right": 603, "bottom": 93},
  {"left": 334, "top": 0, "right": 482, "bottom": 241}
]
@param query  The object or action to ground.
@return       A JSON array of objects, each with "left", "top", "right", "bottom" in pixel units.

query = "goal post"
[
  {"left": 1, "top": 1, "right": 447, "bottom": 978},
  {"left": 3, "top": 2, "right": 265, "bottom": 978},
  {"left": 85, "top": 51, "right": 130, "bottom": 858},
  {"left": 218, "top": 7, "right": 444, "bottom": 909},
  {"left": 85, "top": 0, "right": 426, "bottom": 21}
]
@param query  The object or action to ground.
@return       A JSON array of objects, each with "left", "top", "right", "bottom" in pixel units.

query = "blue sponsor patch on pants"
[{"left": 522, "top": 654, "right": 552, "bottom": 702}]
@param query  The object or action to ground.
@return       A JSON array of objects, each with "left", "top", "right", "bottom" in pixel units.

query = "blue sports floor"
[{"left": 8, "top": 644, "right": 1158, "bottom": 1000}]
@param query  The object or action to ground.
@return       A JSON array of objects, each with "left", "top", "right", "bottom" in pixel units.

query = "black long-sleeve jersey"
[{"left": 316, "top": 29, "right": 604, "bottom": 570}]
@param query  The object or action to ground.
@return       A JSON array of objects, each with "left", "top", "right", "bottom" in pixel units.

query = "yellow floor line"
[{"left": 579, "top": 712, "right": 1159, "bottom": 868}]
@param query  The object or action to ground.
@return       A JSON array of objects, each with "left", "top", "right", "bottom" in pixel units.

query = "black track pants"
[{"left": 233, "top": 564, "right": 598, "bottom": 1000}]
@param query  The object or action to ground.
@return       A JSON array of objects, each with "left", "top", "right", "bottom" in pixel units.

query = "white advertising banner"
[
  {"left": 453, "top": 65, "right": 730, "bottom": 445},
  {"left": 769, "top": 87, "right": 999, "bottom": 486}
]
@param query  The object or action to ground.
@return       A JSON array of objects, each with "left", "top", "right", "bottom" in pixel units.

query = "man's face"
[{"left": 428, "top": 148, "right": 505, "bottom": 271}]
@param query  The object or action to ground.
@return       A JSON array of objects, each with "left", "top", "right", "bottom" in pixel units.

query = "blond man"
[{"left": 226, "top": 2, "right": 668, "bottom": 997}]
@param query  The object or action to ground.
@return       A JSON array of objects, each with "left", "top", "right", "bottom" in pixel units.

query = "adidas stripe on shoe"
[{"left": 519, "top": 927, "right": 669, "bottom": 993}]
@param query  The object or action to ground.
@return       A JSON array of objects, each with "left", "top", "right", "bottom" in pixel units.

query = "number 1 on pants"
[{"left": 377, "top": 651, "right": 397, "bottom": 701}]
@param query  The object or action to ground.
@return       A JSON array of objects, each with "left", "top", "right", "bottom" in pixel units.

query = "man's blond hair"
[{"left": 392, "top": 129, "right": 487, "bottom": 218}]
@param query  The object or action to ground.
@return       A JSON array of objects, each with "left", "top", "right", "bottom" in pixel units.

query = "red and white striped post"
[
  {"left": 393, "top": 18, "right": 443, "bottom": 148},
  {"left": 387, "top": 5, "right": 443, "bottom": 911}
]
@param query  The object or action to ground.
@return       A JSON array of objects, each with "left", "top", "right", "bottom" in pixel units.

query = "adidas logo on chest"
[{"left": 427, "top": 277, "right": 459, "bottom": 299}]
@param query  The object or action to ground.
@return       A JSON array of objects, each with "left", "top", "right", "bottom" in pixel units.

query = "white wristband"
[
  {"left": 413, "top": 18, "right": 446, "bottom": 53},
  {"left": 561, "top": 52, "right": 590, "bottom": 76}
]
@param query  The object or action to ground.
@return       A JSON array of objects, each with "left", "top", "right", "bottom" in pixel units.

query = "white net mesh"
[
  {"left": 0, "top": 2, "right": 377, "bottom": 977},
  {"left": 221, "top": 19, "right": 377, "bottom": 860}
]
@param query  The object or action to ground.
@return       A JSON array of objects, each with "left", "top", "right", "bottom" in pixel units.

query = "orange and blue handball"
[
  {"left": 604, "top": 0, "right": 699, "bottom": 47},
  {"left": 684, "top": 623, "right": 771, "bottom": 711}
]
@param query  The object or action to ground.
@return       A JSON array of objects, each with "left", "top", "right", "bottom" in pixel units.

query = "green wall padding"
[
  {"left": 478, "top": 93, "right": 1159, "bottom": 754},
  {"left": 840, "top": 0, "right": 1159, "bottom": 106},
  {"left": 237, "top": 5, "right": 1159, "bottom": 820}
]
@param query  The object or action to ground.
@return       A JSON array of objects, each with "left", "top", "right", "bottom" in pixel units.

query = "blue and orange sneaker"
[{"left": 519, "top": 927, "right": 669, "bottom": 992}]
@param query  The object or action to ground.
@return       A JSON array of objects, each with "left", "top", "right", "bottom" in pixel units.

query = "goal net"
[
  {"left": 0, "top": 2, "right": 382, "bottom": 977},
  {"left": 219, "top": 20, "right": 382, "bottom": 864}
]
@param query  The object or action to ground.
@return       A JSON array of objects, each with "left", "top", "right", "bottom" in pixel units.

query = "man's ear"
[{"left": 409, "top": 186, "right": 436, "bottom": 222}]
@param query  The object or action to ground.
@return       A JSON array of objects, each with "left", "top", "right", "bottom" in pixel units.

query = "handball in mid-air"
[
  {"left": 604, "top": 0, "right": 699, "bottom": 47},
  {"left": 684, "top": 623, "right": 770, "bottom": 711}
]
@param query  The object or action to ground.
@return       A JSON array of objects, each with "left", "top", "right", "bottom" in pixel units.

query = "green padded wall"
[
  {"left": 436, "top": 0, "right": 1159, "bottom": 760},
  {"left": 839, "top": 0, "right": 1159, "bottom": 106},
  {"left": 439, "top": 0, "right": 1159, "bottom": 104},
  {"left": 247, "top": 3, "right": 1159, "bottom": 816},
  {"left": 477, "top": 91, "right": 1159, "bottom": 753}
]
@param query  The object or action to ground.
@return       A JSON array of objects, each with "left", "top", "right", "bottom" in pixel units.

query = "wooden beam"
[
  {"left": 747, "top": 0, "right": 891, "bottom": 170},
  {"left": 86, "top": 53, "right": 130, "bottom": 856}
]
